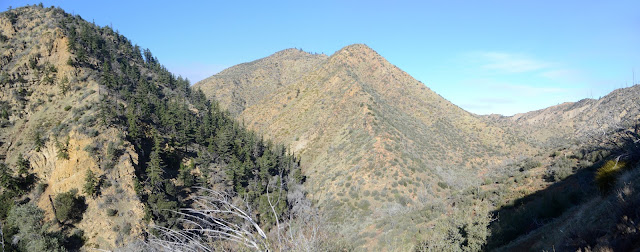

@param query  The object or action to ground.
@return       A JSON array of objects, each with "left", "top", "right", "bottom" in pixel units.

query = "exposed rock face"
[{"left": 0, "top": 6, "right": 145, "bottom": 249}]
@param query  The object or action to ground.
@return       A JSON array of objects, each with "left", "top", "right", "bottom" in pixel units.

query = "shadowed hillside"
[{"left": 488, "top": 124, "right": 640, "bottom": 251}]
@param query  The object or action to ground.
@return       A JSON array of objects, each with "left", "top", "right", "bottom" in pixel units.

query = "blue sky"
[{"left": 2, "top": 1, "right": 639, "bottom": 115}]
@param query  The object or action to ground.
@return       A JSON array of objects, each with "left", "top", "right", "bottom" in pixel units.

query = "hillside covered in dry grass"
[
  {"left": 196, "top": 44, "right": 640, "bottom": 250},
  {"left": 2, "top": 4, "right": 640, "bottom": 252}
]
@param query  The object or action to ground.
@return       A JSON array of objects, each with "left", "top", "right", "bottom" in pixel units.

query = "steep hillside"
[
  {"left": 0, "top": 5, "right": 307, "bottom": 251},
  {"left": 487, "top": 85, "right": 640, "bottom": 148},
  {"left": 0, "top": 6, "right": 146, "bottom": 249},
  {"left": 5, "top": 4, "right": 638, "bottom": 251},
  {"left": 485, "top": 123, "right": 640, "bottom": 251},
  {"left": 194, "top": 48, "right": 328, "bottom": 115},
  {"left": 196, "top": 44, "right": 537, "bottom": 248},
  {"left": 195, "top": 41, "right": 640, "bottom": 250}
]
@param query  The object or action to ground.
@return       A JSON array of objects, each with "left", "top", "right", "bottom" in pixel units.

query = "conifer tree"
[
  {"left": 16, "top": 154, "right": 29, "bottom": 178},
  {"left": 147, "top": 133, "right": 165, "bottom": 189},
  {"left": 58, "top": 75, "right": 69, "bottom": 95},
  {"left": 215, "top": 126, "right": 232, "bottom": 161},
  {"left": 33, "top": 130, "right": 44, "bottom": 152},
  {"left": 83, "top": 169, "right": 98, "bottom": 197},
  {"left": 55, "top": 136, "right": 70, "bottom": 160},
  {"left": 178, "top": 162, "right": 195, "bottom": 187},
  {"left": 126, "top": 102, "right": 139, "bottom": 140},
  {"left": 0, "top": 163, "right": 14, "bottom": 190}
]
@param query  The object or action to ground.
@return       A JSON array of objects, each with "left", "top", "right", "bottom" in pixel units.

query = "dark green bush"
[
  {"left": 106, "top": 208, "right": 118, "bottom": 216},
  {"left": 54, "top": 189, "right": 85, "bottom": 224}
]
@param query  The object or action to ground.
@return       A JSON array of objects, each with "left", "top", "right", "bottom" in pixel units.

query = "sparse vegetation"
[{"left": 1, "top": 4, "right": 639, "bottom": 251}]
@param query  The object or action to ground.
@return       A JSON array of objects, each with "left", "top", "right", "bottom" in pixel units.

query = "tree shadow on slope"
[{"left": 486, "top": 134, "right": 640, "bottom": 250}]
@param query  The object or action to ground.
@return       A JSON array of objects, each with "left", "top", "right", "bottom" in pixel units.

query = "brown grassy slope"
[
  {"left": 0, "top": 6, "right": 144, "bottom": 249},
  {"left": 486, "top": 85, "right": 640, "bottom": 148},
  {"left": 193, "top": 48, "right": 328, "bottom": 115},
  {"left": 196, "top": 44, "right": 535, "bottom": 222},
  {"left": 495, "top": 153, "right": 640, "bottom": 252}
]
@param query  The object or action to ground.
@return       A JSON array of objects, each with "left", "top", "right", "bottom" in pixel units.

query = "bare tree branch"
[
  {"left": 267, "top": 172, "right": 284, "bottom": 250},
  {"left": 148, "top": 187, "right": 270, "bottom": 252},
  {"left": 148, "top": 173, "right": 327, "bottom": 252},
  {"left": 0, "top": 221, "right": 5, "bottom": 252}
]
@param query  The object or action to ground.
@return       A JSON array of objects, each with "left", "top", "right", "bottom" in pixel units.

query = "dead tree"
[
  {"left": 149, "top": 188, "right": 270, "bottom": 252},
  {"left": 149, "top": 173, "right": 323, "bottom": 252},
  {"left": 1, "top": 221, "right": 5, "bottom": 252}
]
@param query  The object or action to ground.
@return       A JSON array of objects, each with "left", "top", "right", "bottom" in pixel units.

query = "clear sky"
[{"left": 2, "top": 1, "right": 639, "bottom": 115}]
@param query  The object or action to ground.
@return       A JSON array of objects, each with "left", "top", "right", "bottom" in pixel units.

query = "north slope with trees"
[{"left": 0, "top": 4, "right": 319, "bottom": 251}]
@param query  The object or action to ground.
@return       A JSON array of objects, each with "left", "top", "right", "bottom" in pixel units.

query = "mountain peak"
[
  {"left": 332, "top": 43, "right": 380, "bottom": 59},
  {"left": 339, "top": 43, "right": 376, "bottom": 53},
  {"left": 272, "top": 47, "right": 317, "bottom": 58}
]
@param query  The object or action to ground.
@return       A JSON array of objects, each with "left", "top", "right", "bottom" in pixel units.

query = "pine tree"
[
  {"left": 54, "top": 189, "right": 84, "bottom": 224},
  {"left": 215, "top": 126, "right": 232, "bottom": 161},
  {"left": 178, "top": 162, "right": 195, "bottom": 188},
  {"left": 58, "top": 75, "right": 69, "bottom": 95},
  {"left": 83, "top": 169, "right": 98, "bottom": 197},
  {"left": 126, "top": 102, "right": 139, "bottom": 140},
  {"left": 16, "top": 153, "right": 29, "bottom": 177},
  {"left": 0, "top": 163, "right": 14, "bottom": 190},
  {"left": 33, "top": 130, "right": 44, "bottom": 152},
  {"left": 55, "top": 136, "right": 70, "bottom": 160},
  {"left": 147, "top": 133, "right": 165, "bottom": 189}
]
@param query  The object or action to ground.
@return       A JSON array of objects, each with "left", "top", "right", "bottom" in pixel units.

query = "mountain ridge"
[
  {"left": 195, "top": 42, "right": 640, "bottom": 249},
  {"left": 194, "top": 47, "right": 328, "bottom": 115},
  {"left": 486, "top": 84, "right": 640, "bottom": 148},
  {"left": 4, "top": 4, "right": 640, "bottom": 251},
  {"left": 195, "top": 43, "right": 539, "bottom": 248}
]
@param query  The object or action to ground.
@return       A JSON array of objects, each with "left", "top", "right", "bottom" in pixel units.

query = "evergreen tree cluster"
[{"left": 58, "top": 8, "right": 305, "bottom": 229}]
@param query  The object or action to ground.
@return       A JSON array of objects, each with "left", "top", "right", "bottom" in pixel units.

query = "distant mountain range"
[{"left": 2, "top": 4, "right": 640, "bottom": 251}]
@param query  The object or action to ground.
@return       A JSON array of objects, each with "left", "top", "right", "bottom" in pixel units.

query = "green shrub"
[
  {"left": 34, "top": 182, "right": 47, "bottom": 199},
  {"left": 83, "top": 143, "right": 99, "bottom": 159},
  {"left": 7, "top": 204, "right": 65, "bottom": 251},
  {"left": 596, "top": 160, "right": 626, "bottom": 193},
  {"left": 54, "top": 189, "right": 85, "bottom": 223},
  {"left": 549, "top": 157, "right": 573, "bottom": 181},
  {"left": 55, "top": 136, "right": 70, "bottom": 160},
  {"left": 106, "top": 208, "right": 118, "bottom": 216},
  {"left": 121, "top": 222, "right": 132, "bottom": 235},
  {"left": 519, "top": 158, "right": 541, "bottom": 171},
  {"left": 358, "top": 199, "right": 370, "bottom": 210}
]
